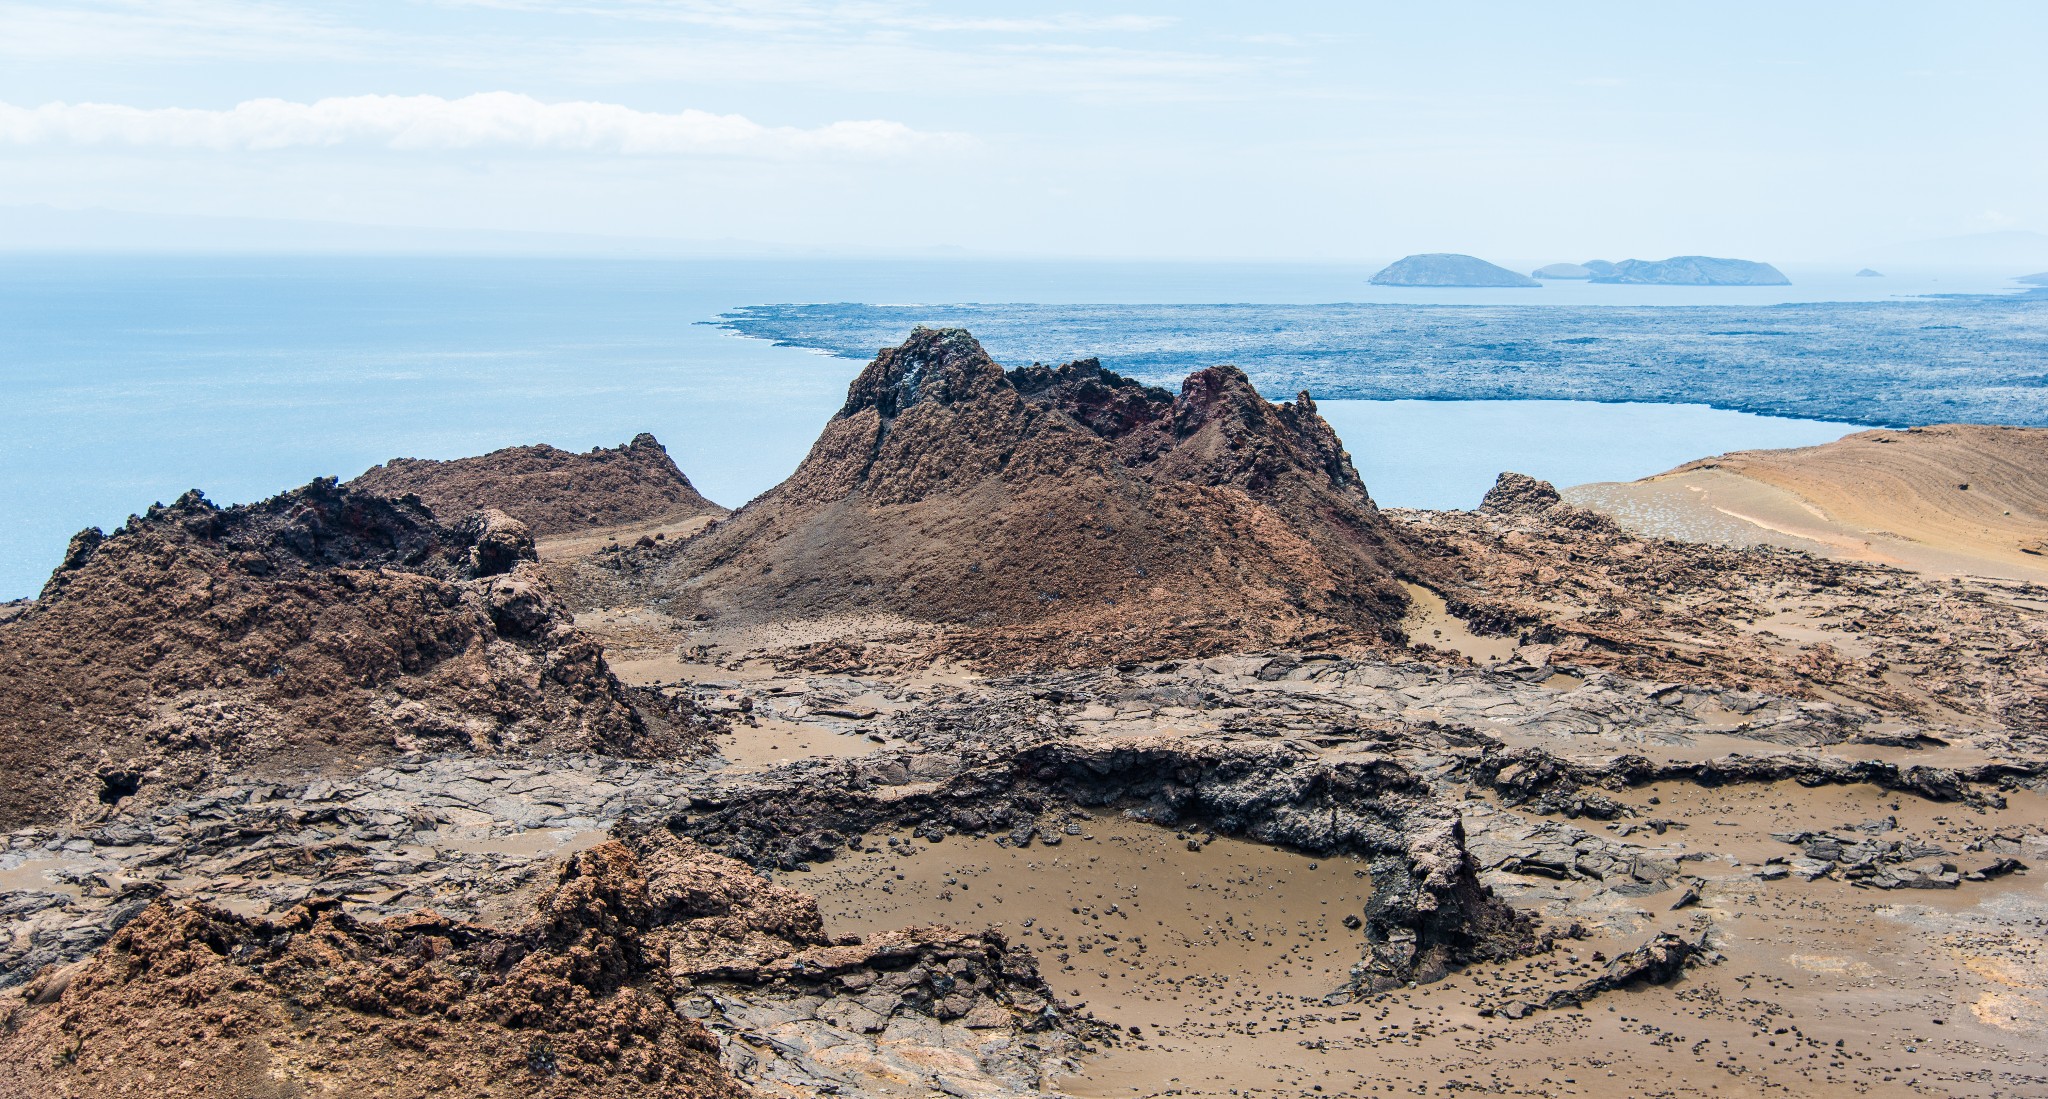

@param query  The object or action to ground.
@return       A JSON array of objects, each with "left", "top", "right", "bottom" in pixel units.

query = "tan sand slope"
[{"left": 1566, "top": 424, "right": 2048, "bottom": 580}]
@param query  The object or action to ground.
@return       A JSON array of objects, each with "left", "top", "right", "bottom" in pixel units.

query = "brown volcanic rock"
[
  {"left": 350, "top": 433, "right": 723, "bottom": 536},
  {"left": 1401, "top": 490, "right": 2048, "bottom": 726},
  {"left": 1478, "top": 471, "right": 1617, "bottom": 533},
  {"left": 655, "top": 328, "right": 1423, "bottom": 667},
  {"left": 0, "top": 842, "right": 746, "bottom": 1099},
  {"left": 0, "top": 480, "right": 711, "bottom": 829},
  {"left": 1479, "top": 471, "right": 1563, "bottom": 514},
  {"left": 0, "top": 834, "right": 1083, "bottom": 1098}
]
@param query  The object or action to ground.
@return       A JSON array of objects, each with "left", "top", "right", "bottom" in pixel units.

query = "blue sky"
[{"left": 1, "top": 1, "right": 2043, "bottom": 260}]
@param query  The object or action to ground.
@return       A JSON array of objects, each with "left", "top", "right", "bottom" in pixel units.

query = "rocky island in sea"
[
  {"left": 1586, "top": 255, "right": 1791, "bottom": 285},
  {"left": 1531, "top": 262, "right": 1594, "bottom": 279},
  {"left": 1369, "top": 252, "right": 1540, "bottom": 287},
  {"left": 4, "top": 329, "right": 2048, "bottom": 1098}
]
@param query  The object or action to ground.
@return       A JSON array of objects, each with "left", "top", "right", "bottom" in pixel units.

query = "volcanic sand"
[
  {"left": 797, "top": 779, "right": 2048, "bottom": 1098},
  {"left": 799, "top": 813, "right": 1382, "bottom": 1098},
  {"left": 1400, "top": 582, "right": 1519, "bottom": 664},
  {"left": 1567, "top": 425, "right": 2048, "bottom": 582}
]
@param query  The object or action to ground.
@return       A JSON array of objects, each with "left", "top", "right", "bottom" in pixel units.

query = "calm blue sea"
[{"left": 3, "top": 254, "right": 2037, "bottom": 600}]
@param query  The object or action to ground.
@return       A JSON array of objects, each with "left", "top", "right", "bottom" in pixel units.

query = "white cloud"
[{"left": 0, "top": 93, "right": 952, "bottom": 157}]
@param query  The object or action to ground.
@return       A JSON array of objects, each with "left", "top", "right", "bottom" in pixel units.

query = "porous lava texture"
[
  {"left": 0, "top": 842, "right": 748, "bottom": 1099},
  {"left": 631, "top": 327, "right": 1426, "bottom": 667},
  {"left": 0, "top": 835, "right": 1089, "bottom": 1099},
  {"left": 1406, "top": 474, "right": 2048, "bottom": 725},
  {"left": 666, "top": 733, "right": 1539, "bottom": 991},
  {"left": 350, "top": 433, "right": 724, "bottom": 536},
  {"left": 0, "top": 480, "right": 713, "bottom": 829}
]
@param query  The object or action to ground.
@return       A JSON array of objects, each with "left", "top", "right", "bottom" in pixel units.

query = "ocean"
[{"left": 3, "top": 254, "right": 2040, "bottom": 600}]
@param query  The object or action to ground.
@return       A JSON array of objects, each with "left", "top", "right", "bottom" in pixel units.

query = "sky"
[{"left": 1, "top": 1, "right": 2044, "bottom": 262}]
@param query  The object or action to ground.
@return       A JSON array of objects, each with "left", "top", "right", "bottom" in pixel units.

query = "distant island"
[
  {"left": 1531, "top": 262, "right": 1594, "bottom": 279},
  {"left": 2019, "top": 272, "right": 2048, "bottom": 287},
  {"left": 1370, "top": 253, "right": 1539, "bottom": 287},
  {"left": 1585, "top": 255, "right": 1791, "bottom": 286},
  {"left": 1856, "top": 268, "right": 1884, "bottom": 277}
]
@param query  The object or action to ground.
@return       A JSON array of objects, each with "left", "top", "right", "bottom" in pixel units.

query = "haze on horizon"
[{"left": 1, "top": 1, "right": 2044, "bottom": 263}]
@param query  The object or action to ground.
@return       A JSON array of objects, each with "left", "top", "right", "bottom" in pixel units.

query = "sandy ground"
[
  {"left": 803, "top": 814, "right": 1377, "bottom": 1097},
  {"left": 797, "top": 783, "right": 2048, "bottom": 1099},
  {"left": 1402, "top": 582, "right": 1520, "bottom": 664},
  {"left": 534, "top": 511, "right": 720, "bottom": 561},
  {"left": 554, "top": 557, "right": 2048, "bottom": 1098},
  {"left": 1567, "top": 425, "right": 2048, "bottom": 582}
]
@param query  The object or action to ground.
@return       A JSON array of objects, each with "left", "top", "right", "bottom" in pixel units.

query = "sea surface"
[
  {"left": 720, "top": 295, "right": 2048, "bottom": 428},
  {"left": 3, "top": 255, "right": 2039, "bottom": 601}
]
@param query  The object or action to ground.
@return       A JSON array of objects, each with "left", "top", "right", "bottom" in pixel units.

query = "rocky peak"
[
  {"left": 1173, "top": 363, "right": 1266, "bottom": 430},
  {"left": 1009, "top": 356, "right": 1175, "bottom": 441},
  {"left": 645, "top": 327, "right": 1425, "bottom": 667},
  {"left": 839, "top": 326, "right": 1009, "bottom": 420},
  {"left": 1477, "top": 471, "right": 1618, "bottom": 533},
  {"left": 348, "top": 432, "right": 723, "bottom": 537},
  {"left": 1163, "top": 365, "right": 1369, "bottom": 497},
  {"left": 1480, "top": 471, "right": 1564, "bottom": 514},
  {"left": 2, "top": 478, "right": 703, "bottom": 828},
  {"left": 41, "top": 478, "right": 486, "bottom": 602}
]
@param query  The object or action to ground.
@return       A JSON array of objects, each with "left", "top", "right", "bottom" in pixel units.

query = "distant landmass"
[
  {"left": 1531, "top": 263, "right": 1594, "bottom": 280},
  {"left": 1369, "top": 253, "right": 1539, "bottom": 288},
  {"left": 720, "top": 297, "right": 2048, "bottom": 429},
  {"left": 1582, "top": 260, "right": 1619, "bottom": 277},
  {"left": 2019, "top": 272, "right": 2048, "bottom": 287},
  {"left": 1856, "top": 268, "right": 1884, "bottom": 277},
  {"left": 1588, "top": 256, "right": 1791, "bottom": 286}
]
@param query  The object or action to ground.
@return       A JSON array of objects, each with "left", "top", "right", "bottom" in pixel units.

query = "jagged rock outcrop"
[
  {"left": 1477, "top": 471, "right": 1617, "bottom": 533},
  {"left": 1480, "top": 471, "right": 1564, "bottom": 513},
  {"left": 350, "top": 433, "right": 723, "bottom": 536},
  {"left": 0, "top": 834, "right": 1091, "bottom": 1099},
  {"left": 0, "top": 480, "right": 714, "bottom": 828},
  {"left": 1512, "top": 931, "right": 1711, "bottom": 1016},
  {"left": 1370, "top": 254, "right": 1540, "bottom": 287},
  {"left": 0, "top": 841, "right": 749, "bottom": 1099},
  {"left": 638, "top": 328, "right": 1427, "bottom": 667}
]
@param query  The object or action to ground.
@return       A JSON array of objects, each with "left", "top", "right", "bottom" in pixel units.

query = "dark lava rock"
[
  {"left": 1480, "top": 472, "right": 1564, "bottom": 514},
  {"left": 1534, "top": 931, "right": 1710, "bottom": 1011},
  {"left": 664, "top": 735, "right": 1540, "bottom": 991}
]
